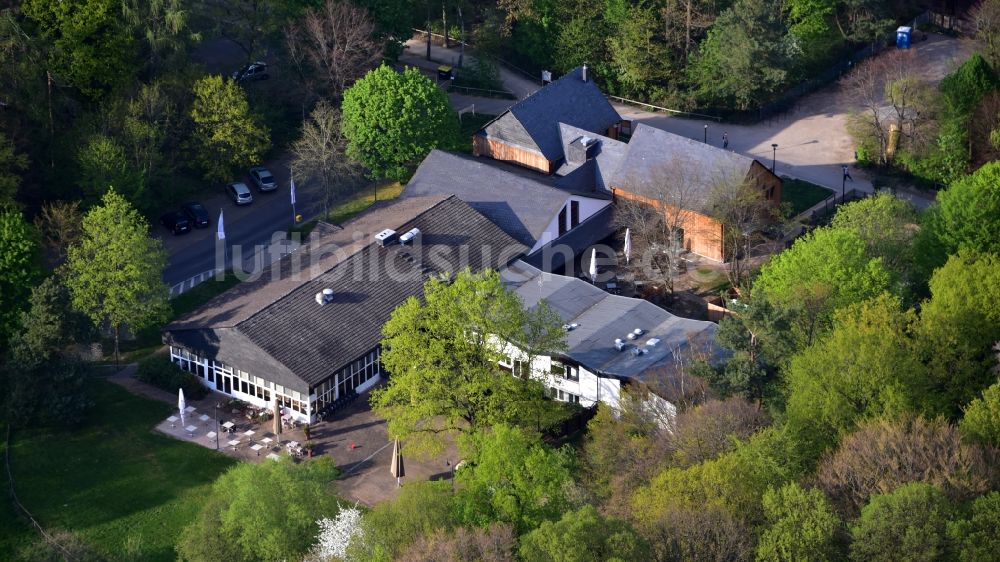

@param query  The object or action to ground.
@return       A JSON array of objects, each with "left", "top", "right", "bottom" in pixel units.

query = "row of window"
[
  {"left": 549, "top": 388, "right": 581, "bottom": 404},
  {"left": 502, "top": 356, "right": 579, "bottom": 382},
  {"left": 169, "top": 346, "right": 308, "bottom": 415},
  {"left": 315, "top": 348, "right": 381, "bottom": 410}
]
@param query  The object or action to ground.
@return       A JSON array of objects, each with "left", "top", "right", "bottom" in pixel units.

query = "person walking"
[{"left": 722, "top": 132, "right": 729, "bottom": 149}]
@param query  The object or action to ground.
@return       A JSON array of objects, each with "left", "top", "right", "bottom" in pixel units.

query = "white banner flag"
[
  {"left": 290, "top": 175, "right": 297, "bottom": 206},
  {"left": 217, "top": 210, "right": 225, "bottom": 240}
]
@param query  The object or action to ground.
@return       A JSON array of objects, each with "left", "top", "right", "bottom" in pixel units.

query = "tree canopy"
[
  {"left": 178, "top": 457, "right": 341, "bottom": 562},
  {"left": 341, "top": 65, "right": 460, "bottom": 181},
  {"left": 371, "top": 268, "right": 565, "bottom": 456},
  {"left": 64, "top": 188, "right": 169, "bottom": 360},
  {"left": 930, "top": 161, "right": 1000, "bottom": 258},
  {"left": 519, "top": 505, "right": 649, "bottom": 562},
  {"left": 188, "top": 75, "right": 271, "bottom": 183},
  {"left": 0, "top": 209, "right": 42, "bottom": 349},
  {"left": 849, "top": 483, "right": 953, "bottom": 562},
  {"left": 755, "top": 482, "right": 842, "bottom": 562}
]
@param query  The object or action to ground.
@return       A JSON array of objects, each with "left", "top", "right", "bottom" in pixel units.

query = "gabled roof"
[
  {"left": 554, "top": 123, "right": 628, "bottom": 193},
  {"left": 613, "top": 123, "right": 772, "bottom": 213},
  {"left": 479, "top": 67, "right": 621, "bottom": 161},
  {"left": 503, "top": 261, "right": 719, "bottom": 381},
  {"left": 404, "top": 150, "right": 607, "bottom": 248},
  {"left": 165, "top": 195, "right": 526, "bottom": 389}
]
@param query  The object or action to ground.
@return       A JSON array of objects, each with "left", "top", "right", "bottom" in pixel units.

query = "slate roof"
[
  {"left": 554, "top": 123, "right": 628, "bottom": 193},
  {"left": 165, "top": 195, "right": 526, "bottom": 390},
  {"left": 479, "top": 67, "right": 621, "bottom": 161},
  {"left": 404, "top": 150, "right": 607, "bottom": 248},
  {"left": 613, "top": 123, "right": 767, "bottom": 213},
  {"left": 503, "top": 261, "right": 719, "bottom": 381}
]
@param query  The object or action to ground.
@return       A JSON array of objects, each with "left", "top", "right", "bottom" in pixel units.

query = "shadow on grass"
[{"left": 7, "top": 381, "right": 236, "bottom": 562}]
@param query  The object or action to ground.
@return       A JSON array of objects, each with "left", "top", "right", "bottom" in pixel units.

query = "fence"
[
  {"left": 447, "top": 83, "right": 516, "bottom": 99},
  {"left": 606, "top": 95, "right": 722, "bottom": 121}
]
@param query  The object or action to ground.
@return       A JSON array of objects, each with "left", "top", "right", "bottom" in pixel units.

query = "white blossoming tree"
[{"left": 308, "top": 504, "right": 364, "bottom": 561}]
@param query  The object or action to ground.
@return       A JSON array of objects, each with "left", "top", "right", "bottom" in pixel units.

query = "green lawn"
[
  {"left": 781, "top": 176, "right": 834, "bottom": 216},
  {"left": 3, "top": 380, "right": 236, "bottom": 561}
]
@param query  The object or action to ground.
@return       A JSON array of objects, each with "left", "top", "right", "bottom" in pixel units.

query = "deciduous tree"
[
  {"left": 816, "top": 417, "right": 994, "bottom": 516},
  {"left": 752, "top": 227, "right": 891, "bottom": 352},
  {"left": 960, "top": 381, "right": 1000, "bottom": 447},
  {"left": 65, "top": 188, "right": 169, "bottom": 362},
  {"left": 371, "top": 269, "right": 566, "bottom": 456},
  {"left": 341, "top": 65, "right": 460, "bottom": 182},
  {"left": 398, "top": 524, "right": 515, "bottom": 562},
  {"left": 926, "top": 161, "right": 1000, "bottom": 258},
  {"left": 188, "top": 75, "right": 271, "bottom": 183},
  {"left": 346, "top": 480, "right": 457, "bottom": 561},
  {"left": 783, "top": 294, "right": 924, "bottom": 457},
  {"left": 519, "top": 505, "right": 649, "bottom": 562},
  {"left": 756, "top": 482, "right": 842, "bottom": 562},
  {"left": 0, "top": 209, "right": 41, "bottom": 349},
  {"left": 290, "top": 101, "right": 365, "bottom": 217},
  {"left": 0, "top": 131, "right": 27, "bottom": 207},
  {"left": 178, "top": 458, "right": 341, "bottom": 562},
  {"left": 285, "top": 0, "right": 382, "bottom": 100},
  {"left": 830, "top": 193, "right": 918, "bottom": 282},
  {"left": 33, "top": 200, "right": 82, "bottom": 266},
  {"left": 849, "top": 483, "right": 953, "bottom": 562},
  {"left": 948, "top": 491, "right": 1000, "bottom": 562},
  {"left": 455, "top": 424, "right": 576, "bottom": 534}
]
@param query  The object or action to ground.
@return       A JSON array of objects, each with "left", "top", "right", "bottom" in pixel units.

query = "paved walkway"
[{"left": 410, "top": 34, "right": 971, "bottom": 206}]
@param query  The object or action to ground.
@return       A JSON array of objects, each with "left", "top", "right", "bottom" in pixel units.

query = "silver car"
[
  {"left": 249, "top": 166, "right": 277, "bottom": 192},
  {"left": 226, "top": 182, "right": 253, "bottom": 205}
]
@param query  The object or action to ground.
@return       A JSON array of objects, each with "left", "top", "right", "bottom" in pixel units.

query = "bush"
[{"left": 136, "top": 355, "right": 208, "bottom": 400}]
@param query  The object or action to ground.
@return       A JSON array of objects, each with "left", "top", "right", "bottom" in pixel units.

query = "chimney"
[{"left": 582, "top": 63, "right": 588, "bottom": 82}]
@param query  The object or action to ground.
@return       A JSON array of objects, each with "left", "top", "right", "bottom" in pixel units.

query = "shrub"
[{"left": 136, "top": 354, "right": 208, "bottom": 400}]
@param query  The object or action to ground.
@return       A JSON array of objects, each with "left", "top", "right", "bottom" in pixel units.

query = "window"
[
  {"left": 566, "top": 365, "right": 579, "bottom": 382},
  {"left": 550, "top": 363, "right": 565, "bottom": 377},
  {"left": 570, "top": 200, "right": 580, "bottom": 228},
  {"left": 558, "top": 207, "right": 567, "bottom": 236},
  {"left": 513, "top": 360, "right": 529, "bottom": 377}
]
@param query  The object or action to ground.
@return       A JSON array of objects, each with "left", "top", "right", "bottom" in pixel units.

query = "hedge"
[{"left": 136, "top": 355, "right": 209, "bottom": 400}]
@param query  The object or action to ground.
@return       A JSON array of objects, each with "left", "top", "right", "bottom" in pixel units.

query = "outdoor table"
[
  {"left": 199, "top": 414, "right": 210, "bottom": 422},
  {"left": 251, "top": 444, "right": 264, "bottom": 456},
  {"left": 228, "top": 439, "right": 240, "bottom": 450},
  {"left": 261, "top": 437, "right": 273, "bottom": 446},
  {"left": 184, "top": 425, "right": 197, "bottom": 436},
  {"left": 222, "top": 421, "right": 235, "bottom": 433},
  {"left": 206, "top": 431, "right": 217, "bottom": 440},
  {"left": 167, "top": 415, "right": 178, "bottom": 427},
  {"left": 244, "top": 429, "right": 255, "bottom": 437},
  {"left": 266, "top": 453, "right": 280, "bottom": 461},
  {"left": 184, "top": 406, "right": 196, "bottom": 413}
]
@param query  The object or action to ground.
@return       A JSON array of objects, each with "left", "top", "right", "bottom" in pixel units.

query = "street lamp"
[
  {"left": 771, "top": 143, "right": 778, "bottom": 173},
  {"left": 704, "top": 124, "right": 708, "bottom": 143}
]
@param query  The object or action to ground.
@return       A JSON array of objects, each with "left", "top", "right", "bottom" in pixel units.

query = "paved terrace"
[{"left": 110, "top": 367, "right": 457, "bottom": 506}]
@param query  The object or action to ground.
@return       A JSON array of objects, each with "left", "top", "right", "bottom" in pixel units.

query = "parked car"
[
  {"left": 226, "top": 182, "right": 254, "bottom": 205},
  {"left": 160, "top": 211, "right": 191, "bottom": 235},
  {"left": 181, "top": 201, "right": 210, "bottom": 228},
  {"left": 249, "top": 166, "right": 277, "bottom": 192},
  {"left": 232, "top": 61, "right": 268, "bottom": 82}
]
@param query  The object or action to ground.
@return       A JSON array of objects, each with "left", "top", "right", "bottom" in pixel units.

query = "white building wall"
[
  {"left": 529, "top": 197, "right": 612, "bottom": 253},
  {"left": 496, "top": 341, "right": 622, "bottom": 410}
]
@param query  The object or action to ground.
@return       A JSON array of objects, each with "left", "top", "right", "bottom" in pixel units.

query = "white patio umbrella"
[
  {"left": 178, "top": 388, "right": 186, "bottom": 428},
  {"left": 588, "top": 248, "right": 598, "bottom": 284},
  {"left": 272, "top": 396, "right": 282, "bottom": 445},
  {"left": 624, "top": 228, "right": 632, "bottom": 264},
  {"left": 390, "top": 438, "right": 405, "bottom": 488}
]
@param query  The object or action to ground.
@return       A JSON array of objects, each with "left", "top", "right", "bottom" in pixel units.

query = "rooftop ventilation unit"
[
  {"left": 562, "top": 322, "right": 580, "bottom": 332},
  {"left": 315, "top": 292, "right": 325, "bottom": 306},
  {"left": 645, "top": 338, "right": 661, "bottom": 347},
  {"left": 633, "top": 328, "right": 644, "bottom": 337},
  {"left": 399, "top": 227, "right": 421, "bottom": 245},
  {"left": 631, "top": 347, "right": 646, "bottom": 357},
  {"left": 614, "top": 338, "right": 625, "bottom": 351},
  {"left": 374, "top": 229, "right": 397, "bottom": 247},
  {"left": 322, "top": 288, "right": 334, "bottom": 303}
]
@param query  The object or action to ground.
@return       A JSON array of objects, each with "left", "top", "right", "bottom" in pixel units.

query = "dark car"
[
  {"left": 160, "top": 211, "right": 191, "bottom": 235},
  {"left": 181, "top": 201, "right": 210, "bottom": 228},
  {"left": 232, "top": 61, "right": 268, "bottom": 82}
]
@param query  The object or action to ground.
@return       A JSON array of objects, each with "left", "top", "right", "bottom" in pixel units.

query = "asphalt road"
[{"left": 157, "top": 164, "right": 324, "bottom": 287}]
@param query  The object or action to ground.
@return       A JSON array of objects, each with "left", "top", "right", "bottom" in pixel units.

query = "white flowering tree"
[{"left": 308, "top": 504, "right": 364, "bottom": 561}]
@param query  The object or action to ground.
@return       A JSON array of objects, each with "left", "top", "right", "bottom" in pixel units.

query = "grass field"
[
  {"left": 781, "top": 176, "right": 834, "bottom": 216},
  {"left": 3, "top": 380, "right": 236, "bottom": 561}
]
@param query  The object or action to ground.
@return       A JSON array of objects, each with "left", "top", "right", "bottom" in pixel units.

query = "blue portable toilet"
[{"left": 896, "top": 26, "right": 912, "bottom": 49}]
